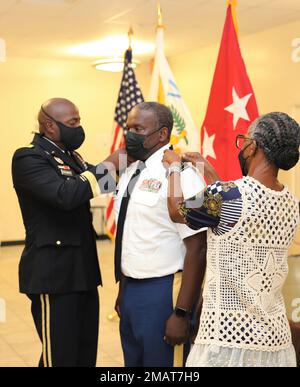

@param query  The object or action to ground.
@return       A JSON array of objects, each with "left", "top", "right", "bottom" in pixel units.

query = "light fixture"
[
  {"left": 92, "top": 57, "right": 140, "bottom": 73},
  {"left": 66, "top": 35, "right": 154, "bottom": 58}
]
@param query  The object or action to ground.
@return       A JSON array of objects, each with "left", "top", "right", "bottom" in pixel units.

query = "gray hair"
[
  {"left": 248, "top": 112, "right": 300, "bottom": 170},
  {"left": 135, "top": 102, "right": 174, "bottom": 138}
]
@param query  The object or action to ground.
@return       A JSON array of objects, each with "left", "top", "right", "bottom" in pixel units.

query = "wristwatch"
[
  {"left": 174, "top": 307, "right": 192, "bottom": 319},
  {"left": 167, "top": 165, "right": 181, "bottom": 177}
]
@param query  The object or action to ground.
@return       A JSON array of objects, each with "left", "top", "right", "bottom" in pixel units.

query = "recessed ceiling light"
[
  {"left": 92, "top": 58, "right": 140, "bottom": 73},
  {"left": 67, "top": 35, "right": 154, "bottom": 58}
]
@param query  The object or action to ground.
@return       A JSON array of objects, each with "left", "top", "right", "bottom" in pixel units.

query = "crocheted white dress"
[{"left": 181, "top": 176, "right": 299, "bottom": 367}]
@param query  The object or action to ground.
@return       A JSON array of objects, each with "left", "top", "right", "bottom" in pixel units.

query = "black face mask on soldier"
[
  {"left": 41, "top": 106, "right": 85, "bottom": 151},
  {"left": 125, "top": 127, "right": 162, "bottom": 161}
]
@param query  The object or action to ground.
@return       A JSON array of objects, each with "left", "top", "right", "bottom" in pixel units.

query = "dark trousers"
[
  {"left": 120, "top": 273, "right": 190, "bottom": 367},
  {"left": 28, "top": 289, "right": 99, "bottom": 367}
]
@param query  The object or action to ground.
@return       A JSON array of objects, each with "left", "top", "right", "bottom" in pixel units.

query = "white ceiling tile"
[
  {"left": 0, "top": 0, "right": 18, "bottom": 14},
  {"left": 239, "top": 7, "right": 300, "bottom": 35},
  {"left": 268, "top": 0, "right": 300, "bottom": 11},
  {"left": 0, "top": 0, "right": 300, "bottom": 60},
  {"left": 236, "top": 0, "right": 275, "bottom": 11}
]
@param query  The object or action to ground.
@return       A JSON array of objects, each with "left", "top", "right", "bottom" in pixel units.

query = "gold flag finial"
[
  {"left": 227, "top": 0, "right": 239, "bottom": 35},
  {"left": 157, "top": 1, "right": 164, "bottom": 28},
  {"left": 128, "top": 26, "right": 134, "bottom": 49}
]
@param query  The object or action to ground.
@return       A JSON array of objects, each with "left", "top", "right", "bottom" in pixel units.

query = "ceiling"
[{"left": 1, "top": 0, "right": 300, "bottom": 62}]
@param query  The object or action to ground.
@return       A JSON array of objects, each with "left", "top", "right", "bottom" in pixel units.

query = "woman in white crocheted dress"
[{"left": 163, "top": 112, "right": 300, "bottom": 367}]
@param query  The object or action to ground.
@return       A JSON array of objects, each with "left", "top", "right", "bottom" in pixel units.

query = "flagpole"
[
  {"left": 157, "top": 0, "right": 165, "bottom": 29},
  {"left": 227, "top": 0, "right": 239, "bottom": 35},
  {"left": 128, "top": 26, "right": 134, "bottom": 49},
  {"left": 107, "top": 24, "right": 145, "bottom": 322}
]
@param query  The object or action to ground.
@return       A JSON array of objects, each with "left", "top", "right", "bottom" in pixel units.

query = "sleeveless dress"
[{"left": 179, "top": 176, "right": 299, "bottom": 367}]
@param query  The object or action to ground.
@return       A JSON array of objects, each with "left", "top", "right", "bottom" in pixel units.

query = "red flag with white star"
[{"left": 201, "top": 1, "right": 259, "bottom": 181}]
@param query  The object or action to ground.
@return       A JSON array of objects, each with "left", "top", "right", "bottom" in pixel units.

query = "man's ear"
[
  {"left": 160, "top": 127, "right": 169, "bottom": 142},
  {"left": 45, "top": 120, "right": 55, "bottom": 133}
]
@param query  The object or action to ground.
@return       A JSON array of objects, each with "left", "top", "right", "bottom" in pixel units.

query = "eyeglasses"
[{"left": 236, "top": 134, "right": 254, "bottom": 150}]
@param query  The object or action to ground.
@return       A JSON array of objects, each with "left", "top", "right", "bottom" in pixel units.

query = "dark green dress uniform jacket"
[{"left": 12, "top": 134, "right": 115, "bottom": 295}]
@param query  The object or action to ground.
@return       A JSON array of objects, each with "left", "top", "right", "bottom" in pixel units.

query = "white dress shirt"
[
  {"left": 43, "top": 137, "right": 66, "bottom": 153},
  {"left": 114, "top": 144, "right": 205, "bottom": 279}
]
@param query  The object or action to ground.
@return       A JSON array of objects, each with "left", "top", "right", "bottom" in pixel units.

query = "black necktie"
[{"left": 114, "top": 161, "right": 146, "bottom": 282}]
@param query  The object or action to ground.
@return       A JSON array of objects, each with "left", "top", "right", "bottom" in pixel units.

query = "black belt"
[{"left": 125, "top": 271, "right": 182, "bottom": 283}]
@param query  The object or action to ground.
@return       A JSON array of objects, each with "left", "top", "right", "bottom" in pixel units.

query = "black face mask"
[
  {"left": 238, "top": 143, "right": 252, "bottom": 176},
  {"left": 41, "top": 106, "right": 85, "bottom": 151},
  {"left": 56, "top": 121, "right": 85, "bottom": 151},
  {"left": 125, "top": 127, "right": 162, "bottom": 161}
]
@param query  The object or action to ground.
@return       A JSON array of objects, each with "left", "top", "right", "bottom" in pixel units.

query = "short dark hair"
[
  {"left": 135, "top": 102, "right": 173, "bottom": 138},
  {"left": 249, "top": 112, "right": 300, "bottom": 170}
]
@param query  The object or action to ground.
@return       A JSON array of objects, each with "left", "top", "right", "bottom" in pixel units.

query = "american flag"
[{"left": 106, "top": 48, "right": 144, "bottom": 239}]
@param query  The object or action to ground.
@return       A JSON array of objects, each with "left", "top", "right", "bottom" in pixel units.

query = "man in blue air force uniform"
[{"left": 114, "top": 102, "right": 207, "bottom": 367}]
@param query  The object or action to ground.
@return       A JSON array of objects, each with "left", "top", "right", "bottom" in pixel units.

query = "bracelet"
[{"left": 167, "top": 165, "right": 181, "bottom": 177}]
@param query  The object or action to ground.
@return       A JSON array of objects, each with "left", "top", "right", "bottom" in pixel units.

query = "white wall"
[{"left": 1, "top": 18, "right": 300, "bottom": 253}]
